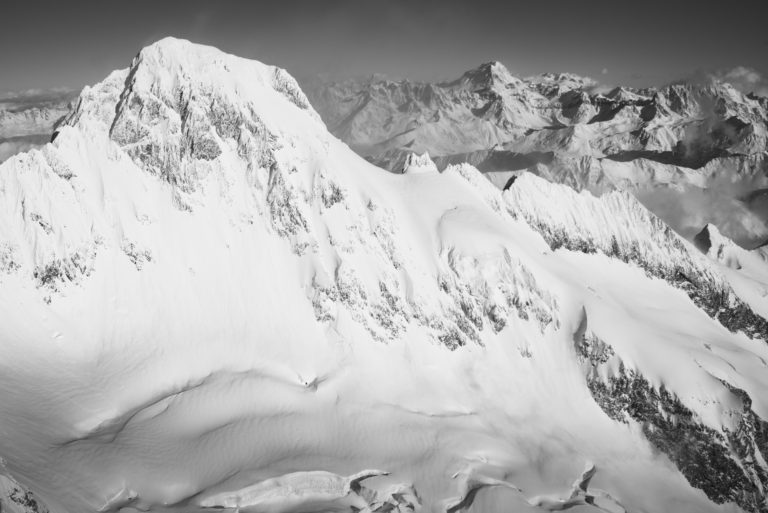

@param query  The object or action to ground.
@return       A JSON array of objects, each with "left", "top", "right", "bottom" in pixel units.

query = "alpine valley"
[{"left": 1, "top": 38, "right": 768, "bottom": 513}]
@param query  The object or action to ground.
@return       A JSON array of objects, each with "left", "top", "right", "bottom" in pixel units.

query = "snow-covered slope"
[
  {"left": 303, "top": 68, "right": 768, "bottom": 247},
  {"left": 694, "top": 224, "right": 768, "bottom": 321},
  {"left": 504, "top": 173, "right": 768, "bottom": 337},
  {"left": 1, "top": 38, "right": 768, "bottom": 513}
]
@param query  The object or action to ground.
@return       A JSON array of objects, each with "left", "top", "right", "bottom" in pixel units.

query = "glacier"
[{"left": 0, "top": 38, "right": 767, "bottom": 513}]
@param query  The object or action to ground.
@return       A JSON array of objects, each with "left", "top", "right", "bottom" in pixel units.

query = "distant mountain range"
[
  {"left": 0, "top": 90, "right": 77, "bottom": 163},
  {"left": 302, "top": 63, "right": 768, "bottom": 247}
]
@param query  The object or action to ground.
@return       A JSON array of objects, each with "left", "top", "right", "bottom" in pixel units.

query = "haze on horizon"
[{"left": 2, "top": 0, "right": 768, "bottom": 96}]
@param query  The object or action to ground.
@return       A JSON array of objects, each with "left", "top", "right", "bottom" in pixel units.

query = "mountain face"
[
  {"left": 0, "top": 90, "right": 77, "bottom": 163},
  {"left": 1, "top": 38, "right": 768, "bottom": 513},
  {"left": 302, "top": 66, "right": 768, "bottom": 247}
]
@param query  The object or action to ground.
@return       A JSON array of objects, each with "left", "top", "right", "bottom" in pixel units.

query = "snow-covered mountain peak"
[
  {"left": 401, "top": 151, "right": 437, "bottom": 174},
  {"left": 694, "top": 223, "right": 768, "bottom": 274},
  {"left": 695, "top": 223, "right": 731, "bottom": 255},
  {"left": 63, "top": 37, "right": 322, "bottom": 142},
  {"left": 453, "top": 60, "right": 520, "bottom": 91},
  {"left": 137, "top": 37, "right": 316, "bottom": 113},
  {"left": 604, "top": 86, "right": 650, "bottom": 102},
  {"left": 525, "top": 72, "right": 597, "bottom": 96},
  {"left": 52, "top": 37, "right": 331, "bottom": 204}
]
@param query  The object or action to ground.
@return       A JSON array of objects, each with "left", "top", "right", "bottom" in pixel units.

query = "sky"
[{"left": 2, "top": 0, "right": 768, "bottom": 95}]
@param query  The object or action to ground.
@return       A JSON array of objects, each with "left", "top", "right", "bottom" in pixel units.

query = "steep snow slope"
[
  {"left": 504, "top": 173, "right": 768, "bottom": 337},
  {"left": 303, "top": 68, "right": 768, "bottom": 247},
  {"left": 695, "top": 224, "right": 768, "bottom": 320},
  {"left": 1, "top": 38, "right": 768, "bottom": 513}
]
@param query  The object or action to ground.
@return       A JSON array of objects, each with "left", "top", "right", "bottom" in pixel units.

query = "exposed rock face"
[{"left": 574, "top": 322, "right": 768, "bottom": 512}]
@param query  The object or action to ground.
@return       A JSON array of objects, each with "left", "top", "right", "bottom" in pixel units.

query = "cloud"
[
  {"left": 679, "top": 66, "right": 768, "bottom": 98},
  {"left": 0, "top": 87, "right": 75, "bottom": 102},
  {"left": 0, "top": 88, "right": 77, "bottom": 112},
  {"left": 0, "top": 136, "right": 50, "bottom": 164},
  {"left": 601, "top": 68, "right": 608, "bottom": 75},
  {"left": 719, "top": 66, "right": 768, "bottom": 97},
  {"left": 634, "top": 171, "right": 768, "bottom": 248},
  {"left": 584, "top": 83, "right": 616, "bottom": 96}
]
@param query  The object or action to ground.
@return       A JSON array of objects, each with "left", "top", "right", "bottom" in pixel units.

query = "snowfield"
[{"left": 0, "top": 38, "right": 767, "bottom": 513}]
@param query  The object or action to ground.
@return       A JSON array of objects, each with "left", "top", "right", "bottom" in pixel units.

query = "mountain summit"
[
  {"left": 1, "top": 38, "right": 768, "bottom": 513},
  {"left": 452, "top": 61, "right": 520, "bottom": 91}
]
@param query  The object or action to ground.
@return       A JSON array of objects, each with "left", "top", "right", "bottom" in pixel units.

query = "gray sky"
[{"left": 2, "top": 0, "right": 768, "bottom": 95}]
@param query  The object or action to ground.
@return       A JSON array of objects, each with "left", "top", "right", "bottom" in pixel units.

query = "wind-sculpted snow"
[
  {"left": 695, "top": 223, "right": 768, "bottom": 282},
  {"left": 2, "top": 38, "right": 768, "bottom": 513}
]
